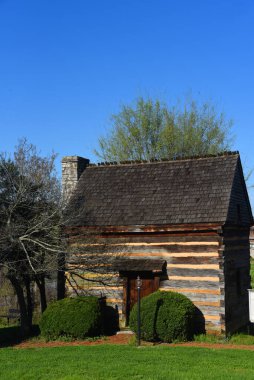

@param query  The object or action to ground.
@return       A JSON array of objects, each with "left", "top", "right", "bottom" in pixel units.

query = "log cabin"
[{"left": 62, "top": 152, "right": 253, "bottom": 335}]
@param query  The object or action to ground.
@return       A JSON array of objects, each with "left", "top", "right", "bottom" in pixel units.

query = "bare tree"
[
  {"left": 0, "top": 139, "right": 62, "bottom": 334},
  {"left": 63, "top": 227, "right": 126, "bottom": 299},
  {"left": 0, "top": 139, "right": 126, "bottom": 334}
]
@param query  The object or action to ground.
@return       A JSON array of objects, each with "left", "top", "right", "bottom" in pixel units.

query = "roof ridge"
[{"left": 88, "top": 151, "right": 239, "bottom": 167}]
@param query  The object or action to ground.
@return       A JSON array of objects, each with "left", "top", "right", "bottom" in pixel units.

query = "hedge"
[
  {"left": 39, "top": 296, "right": 102, "bottom": 340},
  {"left": 129, "top": 291, "right": 196, "bottom": 343}
]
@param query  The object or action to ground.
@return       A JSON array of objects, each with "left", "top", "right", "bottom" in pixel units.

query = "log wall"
[
  {"left": 66, "top": 223, "right": 249, "bottom": 335},
  {"left": 66, "top": 224, "right": 226, "bottom": 334}
]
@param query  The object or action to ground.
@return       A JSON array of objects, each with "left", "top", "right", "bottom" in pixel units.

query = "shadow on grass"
[{"left": 0, "top": 325, "right": 40, "bottom": 348}]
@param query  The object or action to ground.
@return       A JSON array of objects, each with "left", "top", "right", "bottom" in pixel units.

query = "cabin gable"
[{"left": 226, "top": 158, "right": 253, "bottom": 225}]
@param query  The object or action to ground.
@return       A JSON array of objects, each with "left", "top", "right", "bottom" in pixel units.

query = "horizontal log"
[
  {"left": 169, "top": 264, "right": 220, "bottom": 270},
  {"left": 194, "top": 301, "right": 221, "bottom": 307},
  {"left": 69, "top": 242, "right": 219, "bottom": 247},
  {"left": 195, "top": 306, "right": 224, "bottom": 315},
  {"left": 160, "top": 279, "right": 221, "bottom": 289},
  {"left": 205, "top": 320, "right": 223, "bottom": 328},
  {"left": 69, "top": 252, "right": 221, "bottom": 262},
  {"left": 68, "top": 233, "right": 221, "bottom": 244},
  {"left": 70, "top": 243, "right": 219, "bottom": 252},
  {"left": 66, "top": 223, "right": 222, "bottom": 234},
  {"left": 165, "top": 291, "right": 222, "bottom": 302},
  {"left": 206, "top": 329, "right": 222, "bottom": 335},
  {"left": 159, "top": 287, "right": 221, "bottom": 295},
  {"left": 203, "top": 315, "right": 221, "bottom": 321},
  {"left": 127, "top": 252, "right": 219, "bottom": 258},
  {"left": 86, "top": 286, "right": 122, "bottom": 291},
  {"left": 66, "top": 284, "right": 118, "bottom": 291},
  {"left": 169, "top": 256, "right": 220, "bottom": 264},
  {"left": 105, "top": 298, "right": 123, "bottom": 303},
  {"left": 67, "top": 252, "right": 220, "bottom": 260},
  {"left": 83, "top": 290, "right": 123, "bottom": 297},
  {"left": 168, "top": 268, "right": 221, "bottom": 277},
  {"left": 70, "top": 273, "right": 115, "bottom": 279},
  {"left": 106, "top": 300, "right": 123, "bottom": 307},
  {"left": 66, "top": 281, "right": 120, "bottom": 290},
  {"left": 68, "top": 235, "right": 221, "bottom": 245},
  {"left": 206, "top": 324, "right": 224, "bottom": 333},
  {"left": 169, "top": 276, "right": 220, "bottom": 282}
]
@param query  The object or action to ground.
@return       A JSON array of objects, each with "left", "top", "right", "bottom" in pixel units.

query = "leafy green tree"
[{"left": 95, "top": 97, "right": 233, "bottom": 161}]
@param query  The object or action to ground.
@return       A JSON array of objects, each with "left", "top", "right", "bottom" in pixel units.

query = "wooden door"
[{"left": 124, "top": 274, "right": 159, "bottom": 324}]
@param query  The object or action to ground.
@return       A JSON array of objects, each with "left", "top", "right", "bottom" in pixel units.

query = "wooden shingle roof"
[{"left": 65, "top": 152, "right": 253, "bottom": 226}]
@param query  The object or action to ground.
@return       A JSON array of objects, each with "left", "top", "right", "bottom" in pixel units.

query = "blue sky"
[{"left": 0, "top": 0, "right": 254, "bottom": 201}]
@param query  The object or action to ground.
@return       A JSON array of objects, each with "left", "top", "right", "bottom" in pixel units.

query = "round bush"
[
  {"left": 39, "top": 296, "right": 102, "bottom": 340},
  {"left": 129, "top": 291, "right": 195, "bottom": 343}
]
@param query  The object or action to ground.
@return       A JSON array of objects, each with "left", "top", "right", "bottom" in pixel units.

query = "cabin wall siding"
[{"left": 66, "top": 225, "right": 228, "bottom": 334}]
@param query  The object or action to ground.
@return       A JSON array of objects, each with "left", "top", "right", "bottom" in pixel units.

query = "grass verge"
[
  {"left": 194, "top": 333, "right": 254, "bottom": 345},
  {"left": 1, "top": 345, "right": 254, "bottom": 380}
]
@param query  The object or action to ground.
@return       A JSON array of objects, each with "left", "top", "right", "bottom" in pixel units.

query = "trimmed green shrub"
[
  {"left": 129, "top": 291, "right": 196, "bottom": 343},
  {"left": 39, "top": 296, "right": 102, "bottom": 340}
]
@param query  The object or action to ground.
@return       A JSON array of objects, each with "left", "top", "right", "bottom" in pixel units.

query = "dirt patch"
[
  {"left": 13, "top": 334, "right": 254, "bottom": 351},
  {"left": 14, "top": 333, "right": 135, "bottom": 349}
]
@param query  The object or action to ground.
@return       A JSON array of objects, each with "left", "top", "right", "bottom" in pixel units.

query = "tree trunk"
[
  {"left": 8, "top": 275, "right": 31, "bottom": 336},
  {"left": 57, "top": 251, "right": 65, "bottom": 300},
  {"left": 35, "top": 276, "right": 47, "bottom": 313},
  {"left": 24, "top": 276, "right": 33, "bottom": 327}
]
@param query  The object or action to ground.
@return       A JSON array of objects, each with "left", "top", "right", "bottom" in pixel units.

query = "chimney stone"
[{"left": 62, "top": 156, "right": 89, "bottom": 201}]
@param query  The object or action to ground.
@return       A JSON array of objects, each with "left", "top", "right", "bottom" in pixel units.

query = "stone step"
[{"left": 117, "top": 329, "right": 134, "bottom": 335}]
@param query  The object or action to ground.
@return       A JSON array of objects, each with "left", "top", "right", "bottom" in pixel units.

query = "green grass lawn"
[
  {"left": 0, "top": 345, "right": 254, "bottom": 380},
  {"left": 0, "top": 260, "right": 254, "bottom": 379}
]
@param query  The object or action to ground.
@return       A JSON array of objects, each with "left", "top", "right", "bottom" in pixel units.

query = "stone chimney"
[{"left": 62, "top": 156, "right": 90, "bottom": 201}]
